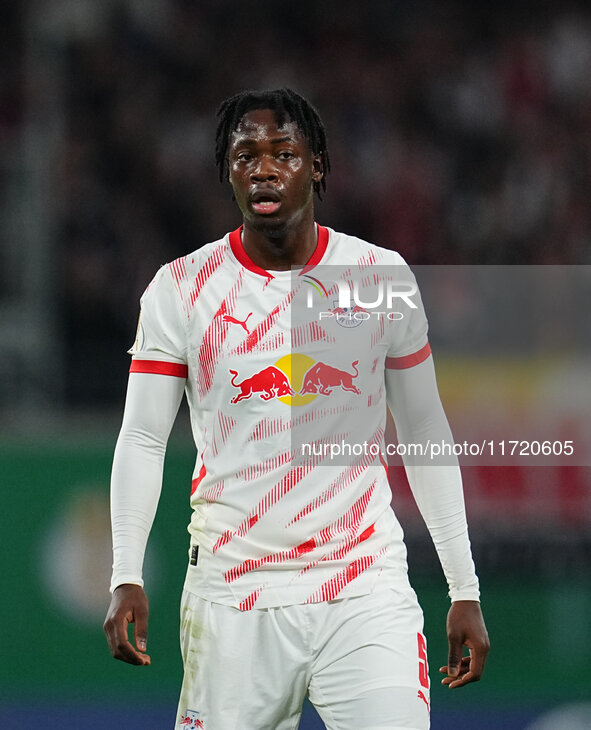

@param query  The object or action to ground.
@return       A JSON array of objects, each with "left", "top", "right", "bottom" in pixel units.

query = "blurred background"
[{"left": 1, "top": 0, "right": 590, "bottom": 728}]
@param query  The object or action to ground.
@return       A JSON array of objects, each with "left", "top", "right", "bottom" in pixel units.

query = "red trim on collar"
[
  {"left": 301, "top": 225, "right": 329, "bottom": 276},
  {"left": 229, "top": 226, "right": 272, "bottom": 279},
  {"left": 228, "top": 224, "right": 329, "bottom": 279}
]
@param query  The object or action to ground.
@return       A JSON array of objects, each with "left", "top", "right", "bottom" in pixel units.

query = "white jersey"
[{"left": 130, "top": 225, "right": 432, "bottom": 610}]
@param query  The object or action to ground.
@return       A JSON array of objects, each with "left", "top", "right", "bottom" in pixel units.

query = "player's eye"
[
  {"left": 278, "top": 151, "right": 295, "bottom": 160},
  {"left": 236, "top": 152, "right": 253, "bottom": 161}
]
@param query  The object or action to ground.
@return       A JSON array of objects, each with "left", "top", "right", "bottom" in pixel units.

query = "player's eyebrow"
[{"left": 232, "top": 135, "right": 297, "bottom": 146}]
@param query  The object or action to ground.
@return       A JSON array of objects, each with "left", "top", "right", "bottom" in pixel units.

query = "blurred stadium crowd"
[{"left": 1, "top": 0, "right": 591, "bottom": 404}]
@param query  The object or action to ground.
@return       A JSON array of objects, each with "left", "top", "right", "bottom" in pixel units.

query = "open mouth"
[{"left": 250, "top": 189, "right": 281, "bottom": 215}]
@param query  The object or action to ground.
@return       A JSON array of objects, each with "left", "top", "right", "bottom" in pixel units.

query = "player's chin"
[{"left": 247, "top": 214, "right": 288, "bottom": 236}]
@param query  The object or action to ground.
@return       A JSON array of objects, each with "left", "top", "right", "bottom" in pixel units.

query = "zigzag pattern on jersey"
[
  {"left": 231, "top": 287, "right": 296, "bottom": 355},
  {"left": 291, "top": 321, "right": 335, "bottom": 349},
  {"left": 191, "top": 412, "right": 237, "bottom": 501},
  {"left": 224, "top": 481, "right": 376, "bottom": 583},
  {"left": 234, "top": 450, "right": 295, "bottom": 483},
  {"left": 198, "top": 272, "right": 245, "bottom": 398},
  {"left": 212, "top": 463, "right": 315, "bottom": 554},
  {"left": 356, "top": 248, "right": 380, "bottom": 270},
  {"left": 197, "top": 270, "right": 297, "bottom": 398},
  {"left": 239, "top": 586, "right": 265, "bottom": 611},
  {"left": 305, "top": 546, "right": 388, "bottom": 603},
  {"left": 292, "top": 520, "right": 378, "bottom": 582},
  {"left": 314, "top": 248, "right": 390, "bottom": 306},
  {"left": 247, "top": 403, "right": 356, "bottom": 442},
  {"left": 236, "top": 528, "right": 388, "bottom": 610},
  {"left": 290, "top": 524, "right": 380, "bottom": 591},
  {"left": 367, "top": 382, "right": 385, "bottom": 408},
  {"left": 371, "top": 316, "right": 386, "bottom": 348},
  {"left": 287, "top": 424, "right": 385, "bottom": 525},
  {"left": 235, "top": 406, "right": 360, "bottom": 483},
  {"left": 169, "top": 244, "right": 227, "bottom": 317},
  {"left": 198, "top": 479, "right": 225, "bottom": 503},
  {"left": 211, "top": 411, "right": 237, "bottom": 457}
]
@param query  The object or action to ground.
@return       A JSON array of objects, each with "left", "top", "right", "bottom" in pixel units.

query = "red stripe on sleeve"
[
  {"left": 385, "top": 341, "right": 431, "bottom": 370},
  {"left": 129, "top": 359, "right": 188, "bottom": 378}
]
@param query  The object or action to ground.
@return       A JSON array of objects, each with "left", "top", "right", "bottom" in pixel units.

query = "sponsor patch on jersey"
[
  {"left": 179, "top": 709, "right": 204, "bottom": 728},
  {"left": 228, "top": 354, "right": 361, "bottom": 405}
]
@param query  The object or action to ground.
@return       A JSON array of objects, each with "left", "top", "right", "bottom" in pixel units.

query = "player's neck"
[{"left": 241, "top": 212, "right": 318, "bottom": 271}]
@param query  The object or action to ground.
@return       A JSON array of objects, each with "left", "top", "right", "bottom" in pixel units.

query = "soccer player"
[{"left": 104, "top": 88, "right": 489, "bottom": 730}]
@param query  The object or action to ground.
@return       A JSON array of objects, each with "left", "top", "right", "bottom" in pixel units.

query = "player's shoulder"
[
  {"left": 167, "top": 234, "right": 231, "bottom": 279},
  {"left": 142, "top": 233, "right": 232, "bottom": 303},
  {"left": 324, "top": 226, "right": 408, "bottom": 266}
]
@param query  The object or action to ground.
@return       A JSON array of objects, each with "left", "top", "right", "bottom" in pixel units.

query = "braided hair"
[{"left": 215, "top": 88, "right": 330, "bottom": 199}]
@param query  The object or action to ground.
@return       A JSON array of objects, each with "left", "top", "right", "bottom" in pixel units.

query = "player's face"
[{"left": 228, "top": 109, "right": 323, "bottom": 234}]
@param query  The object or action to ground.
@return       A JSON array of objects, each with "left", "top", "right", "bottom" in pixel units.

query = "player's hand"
[
  {"left": 103, "top": 584, "right": 151, "bottom": 666},
  {"left": 439, "top": 600, "right": 489, "bottom": 689}
]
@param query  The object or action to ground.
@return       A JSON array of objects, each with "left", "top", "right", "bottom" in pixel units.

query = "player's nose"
[{"left": 250, "top": 155, "right": 278, "bottom": 182}]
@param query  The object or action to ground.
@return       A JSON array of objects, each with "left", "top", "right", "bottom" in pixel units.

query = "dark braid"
[{"left": 215, "top": 88, "right": 330, "bottom": 199}]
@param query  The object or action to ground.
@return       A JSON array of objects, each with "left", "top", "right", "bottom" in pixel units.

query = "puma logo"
[
  {"left": 218, "top": 312, "right": 253, "bottom": 333},
  {"left": 417, "top": 689, "right": 430, "bottom": 711}
]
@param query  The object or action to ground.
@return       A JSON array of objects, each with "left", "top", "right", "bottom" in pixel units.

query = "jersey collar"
[{"left": 229, "top": 224, "right": 329, "bottom": 280}]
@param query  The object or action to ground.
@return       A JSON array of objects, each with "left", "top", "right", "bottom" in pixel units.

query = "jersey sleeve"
[
  {"left": 128, "top": 265, "right": 188, "bottom": 375},
  {"left": 385, "top": 258, "right": 430, "bottom": 369},
  {"left": 385, "top": 359, "right": 480, "bottom": 602}
]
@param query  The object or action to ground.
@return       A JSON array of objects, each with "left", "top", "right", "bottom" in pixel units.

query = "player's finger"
[
  {"left": 445, "top": 669, "right": 481, "bottom": 689},
  {"left": 134, "top": 603, "right": 149, "bottom": 654},
  {"left": 103, "top": 613, "right": 124, "bottom": 656},
  {"left": 439, "top": 656, "right": 470, "bottom": 675},
  {"left": 105, "top": 614, "right": 150, "bottom": 665},
  {"left": 463, "top": 643, "right": 488, "bottom": 683},
  {"left": 114, "top": 637, "right": 151, "bottom": 665},
  {"left": 446, "top": 635, "right": 464, "bottom": 677}
]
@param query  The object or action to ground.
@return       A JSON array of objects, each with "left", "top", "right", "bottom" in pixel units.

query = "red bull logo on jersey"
[
  {"left": 229, "top": 353, "right": 361, "bottom": 406},
  {"left": 229, "top": 366, "right": 295, "bottom": 403},
  {"left": 328, "top": 302, "right": 369, "bottom": 328},
  {"left": 180, "top": 709, "right": 204, "bottom": 728},
  {"left": 300, "top": 360, "right": 360, "bottom": 395}
]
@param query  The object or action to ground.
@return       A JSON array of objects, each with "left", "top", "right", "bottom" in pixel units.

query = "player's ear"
[{"left": 312, "top": 154, "right": 323, "bottom": 183}]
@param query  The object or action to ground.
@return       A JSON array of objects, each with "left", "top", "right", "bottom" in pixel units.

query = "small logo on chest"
[
  {"left": 180, "top": 709, "right": 204, "bottom": 728},
  {"left": 217, "top": 312, "right": 253, "bottom": 333}
]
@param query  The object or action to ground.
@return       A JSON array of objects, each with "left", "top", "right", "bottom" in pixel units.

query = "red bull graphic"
[
  {"left": 229, "top": 366, "right": 295, "bottom": 403},
  {"left": 329, "top": 303, "right": 368, "bottom": 328},
  {"left": 300, "top": 360, "right": 360, "bottom": 395},
  {"left": 229, "top": 355, "right": 361, "bottom": 404},
  {"left": 180, "top": 710, "right": 204, "bottom": 728}
]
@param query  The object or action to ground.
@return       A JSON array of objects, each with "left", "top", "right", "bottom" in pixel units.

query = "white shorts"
[{"left": 175, "top": 585, "right": 430, "bottom": 730}]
